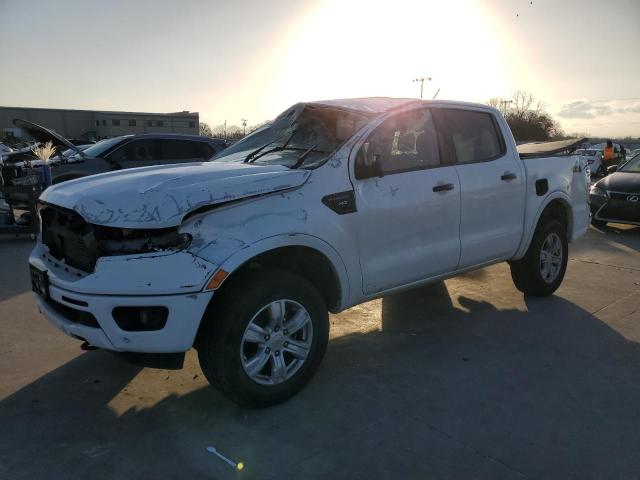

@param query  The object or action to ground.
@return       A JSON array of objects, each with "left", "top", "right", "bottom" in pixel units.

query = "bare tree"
[
  {"left": 199, "top": 122, "right": 214, "bottom": 137},
  {"left": 487, "top": 91, "right": 564, "bottom": 141}
]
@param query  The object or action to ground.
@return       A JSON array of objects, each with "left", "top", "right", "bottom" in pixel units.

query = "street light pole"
[
  {"left": 241, "top": 118, "right": 247, "bottom": 136},
  {"left": 412, "top": 77, "right": 432, "bottom": 99}
]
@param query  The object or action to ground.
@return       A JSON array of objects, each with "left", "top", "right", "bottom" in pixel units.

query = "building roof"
[{"left": 0, "top": 106, "right": 198, "bottom": 117}]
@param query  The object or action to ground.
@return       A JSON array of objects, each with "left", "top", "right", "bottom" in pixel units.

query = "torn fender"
[{"left": 40, "top": 162, "right": 311, "bottom": 229}]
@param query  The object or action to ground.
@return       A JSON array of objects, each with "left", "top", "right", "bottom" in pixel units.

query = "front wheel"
[
  {"left": 510, "top": 220, "right": 568, "bottom": 296},
  {"left": 197, "top": 269, "right": 329, "bottom": 407}
]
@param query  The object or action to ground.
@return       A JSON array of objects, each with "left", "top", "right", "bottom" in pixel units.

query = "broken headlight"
[{"left": 96, "top": 227, "right": 192, "bottom": 255}]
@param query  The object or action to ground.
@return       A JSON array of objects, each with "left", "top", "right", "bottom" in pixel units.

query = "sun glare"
[{"left": 260, "top": 0, "right": 509, "bottom": 115}]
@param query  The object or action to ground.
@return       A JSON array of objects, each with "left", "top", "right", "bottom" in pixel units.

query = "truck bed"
[{"left": 518, "top": 138, "right": 587, "bottom": 159}]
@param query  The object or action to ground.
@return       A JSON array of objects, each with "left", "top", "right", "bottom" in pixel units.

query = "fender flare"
[
  {"left": 205, "top": 233, "right": 351, "bottom": 311},
  {"left": 514, "top": 191, "right": 573, "bottom": 260}
]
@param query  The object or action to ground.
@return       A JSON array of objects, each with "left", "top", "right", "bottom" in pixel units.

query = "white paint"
[{"left": 30, "top": 98, "right": 589, "bottom": 354}]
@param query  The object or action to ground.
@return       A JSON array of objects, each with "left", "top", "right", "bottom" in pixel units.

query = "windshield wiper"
[
  {"left": 243, "top": 128, "right": 297, "bottom": 164},
  {"left": 290, "top": 143, "right": 320, "bottom": 169}
]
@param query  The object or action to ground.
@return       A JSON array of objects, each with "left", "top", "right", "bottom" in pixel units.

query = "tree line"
[{"left": 488, "top": 91, "right": 565, "bottom": 142}]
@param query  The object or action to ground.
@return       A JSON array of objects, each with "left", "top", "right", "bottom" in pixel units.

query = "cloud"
[
  {"left": 557, "top": 100, "right": 640, "bottom": 119},
  {"left": 557, "top": 100, "right": 613, "bottom": 119}
]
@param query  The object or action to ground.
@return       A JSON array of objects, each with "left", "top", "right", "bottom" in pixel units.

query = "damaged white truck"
[{"left": 29, "top": 98, "right": 589, "bottom": 406}]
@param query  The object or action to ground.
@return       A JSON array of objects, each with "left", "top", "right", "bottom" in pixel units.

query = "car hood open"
[
  {"left": 13, "top": 119, "right": 86, "bottom": 157},
  {"left": 40, "top": 161, "right": 311, "bottom": 228}
]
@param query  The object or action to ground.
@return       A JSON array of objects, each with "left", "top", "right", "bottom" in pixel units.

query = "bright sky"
[{"left": 1, "top": 0, "right": 638, "bottom": 137}]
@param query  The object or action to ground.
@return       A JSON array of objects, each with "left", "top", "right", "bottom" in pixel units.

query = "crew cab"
[{"left": 29, "top": 98, "right": 589, "bottom": 406}]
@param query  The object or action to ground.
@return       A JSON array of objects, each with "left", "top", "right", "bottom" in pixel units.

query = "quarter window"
[
  {"left": 358, "top": 108, "right": 440, "bottom": 176},
  {"left": 438, "top": 109, "right": 504, "bottom": 163}
]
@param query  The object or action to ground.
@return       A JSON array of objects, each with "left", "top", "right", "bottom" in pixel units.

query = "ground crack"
[
  {"left": 421, "top": 421, "right": 529, "bottom": 478},
  {"left": 570, "top": 258, "right": 640, "bottom": 272}
]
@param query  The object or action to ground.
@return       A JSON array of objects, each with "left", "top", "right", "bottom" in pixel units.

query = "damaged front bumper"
[{"left": 29, "top": 242, "right": 217, "bottom": 352}]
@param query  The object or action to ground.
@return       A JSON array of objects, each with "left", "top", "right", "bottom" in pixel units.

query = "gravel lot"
[{"left": 1, "top": 224, "right": 639, "bottom": 479}]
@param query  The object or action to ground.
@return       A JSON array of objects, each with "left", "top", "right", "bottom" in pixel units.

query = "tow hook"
[{"left": 80, "top": 341, "right": 98, "bottom": 351}]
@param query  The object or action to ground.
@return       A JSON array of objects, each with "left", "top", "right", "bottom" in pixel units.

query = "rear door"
[
  {"left": 436, "top": 108, "right": 525, "bottom": 268},
  {"left": 351, "top": 106, "right": 461, "bottom": 294}
]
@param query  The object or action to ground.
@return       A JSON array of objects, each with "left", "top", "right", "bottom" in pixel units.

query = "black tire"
[
  {"left": 510, "top": 220, "right": 568, "bottom": 296},
  {"left": 197, "top": 268, "right": 329, "bottom": 407}
]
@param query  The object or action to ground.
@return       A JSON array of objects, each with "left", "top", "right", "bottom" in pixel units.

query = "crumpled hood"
[{"left": 40, "top": 161, "right": 311, "bottom": 228}]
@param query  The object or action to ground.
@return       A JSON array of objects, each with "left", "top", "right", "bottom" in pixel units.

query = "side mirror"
[{"left": 355, "top": 143, "right": 383, "bottom": 179}]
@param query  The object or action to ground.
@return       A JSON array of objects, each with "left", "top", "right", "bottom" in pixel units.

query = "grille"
[
  {"left": 45, "top": 298, "right": 99, "bottom": 328},
  {"left": 40, "top": 204, "right": 100, "bottom": 272},
  {"left": 599, "top": 200, "right": 640, "bottom": 223}
]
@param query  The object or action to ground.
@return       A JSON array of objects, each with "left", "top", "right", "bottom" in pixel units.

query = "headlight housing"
[{"left": 589, "top": 185, "right": 609, "bottom": 198}]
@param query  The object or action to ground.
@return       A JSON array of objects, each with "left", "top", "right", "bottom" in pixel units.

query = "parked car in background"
[
  {"left": 10, "top": 119, "right": 228, "bottom": 183},
  {"left": 590, "top": 152, "right": 640, "bottom": 227},
  {"left": 29, "top": 97, "right": 589, "bottom": 406},
  {"left": 575, "top": 148, "right": 604, "bottom": 176},
  {"left": 0, "top": 143, "right": 12, "bottom": 162}
]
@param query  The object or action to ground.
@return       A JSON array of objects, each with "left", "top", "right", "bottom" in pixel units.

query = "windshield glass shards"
[{"left": 213, "top": 104, "right": 371, "bottom": 169}]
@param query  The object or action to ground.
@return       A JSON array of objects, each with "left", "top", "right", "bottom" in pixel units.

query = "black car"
[
  {"left": 8, "top": 119, "right": 227, "bottom": 184},
  {"left": 589, "top": 153, "right": 640, "bottom": 227}
]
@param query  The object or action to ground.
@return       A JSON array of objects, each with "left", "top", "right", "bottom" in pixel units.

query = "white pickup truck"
[{"left": 29, "top": 98, "right": 589, "bottom": 406}]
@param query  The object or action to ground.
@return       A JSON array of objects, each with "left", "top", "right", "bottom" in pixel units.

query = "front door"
[{"left": 351, "top": 107, "right": 461, "bottom": 295}]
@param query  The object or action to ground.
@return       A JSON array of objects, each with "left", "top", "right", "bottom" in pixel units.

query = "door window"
[
  {"left": 108, "top": 140, "right": 157, "bottom": 162},
  {"left": 158, "top": 140, "right": 200, "bottom": 160},
  {"left": 357, "top": 108, "right": 441, "bottom": 176},
  {"left": 438, "top": 109, "right": 505, "bottom": 163},
  {"left": 194, "top": 142, "right": 215, "bottom": 158}
]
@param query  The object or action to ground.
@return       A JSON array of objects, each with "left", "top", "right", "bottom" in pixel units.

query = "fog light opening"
[{"left": 112, "top": 307, "right": 168, "bottom": 331}]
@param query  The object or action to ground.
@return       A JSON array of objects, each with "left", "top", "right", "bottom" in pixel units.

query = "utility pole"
[
  {"left": 499, "top": 99, "right": 513, "bottom": 115},
  {"left": 412, "top": 77, "right": 432, "bottom": 99},
  {"left": 241, "top": 118, "right": 247, "bottom": 136}
]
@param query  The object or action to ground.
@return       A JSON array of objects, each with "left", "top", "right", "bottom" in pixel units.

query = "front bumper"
[
  {"left": 590, "top": 193, "right": 640, "bottom": 225},
  {"left": 29, "top": 243, "right": 216, "bottom": 353},
  {"left": 33, "top": 285, "right": 213, "bottom": 352}
]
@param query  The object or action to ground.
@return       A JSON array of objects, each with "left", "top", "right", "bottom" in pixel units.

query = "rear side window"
[
  {"left": 158, "top": 140, "right": 199, "bottom": 160},
  {"left": 439, "top": 109, "right": 505, "bottom": 163}
]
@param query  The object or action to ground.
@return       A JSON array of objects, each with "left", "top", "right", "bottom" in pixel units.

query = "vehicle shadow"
[
  {"left": 583, "top": 224, "right": 640, "bottom": 254},
  {"left": 0, "top": 236, "right": 35, "bottom": 302},
  {"left": 2, "top": 282, "right": 640, "bottom": 479}
]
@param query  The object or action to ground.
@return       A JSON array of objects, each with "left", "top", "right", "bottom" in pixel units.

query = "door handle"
[
  {"left": 432, "top": 183, "right": 454, "bottom": 192},
  {"left": 501, "top": 172, "right": 517, "bottom": 181}
]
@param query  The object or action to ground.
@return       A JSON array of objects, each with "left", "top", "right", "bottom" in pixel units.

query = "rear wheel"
[
  {"left": 197, "top": 269, "right": 329, "bottom": 407},
  {"left": 510, "top": 220, "right": 568, "bottom": 296}
]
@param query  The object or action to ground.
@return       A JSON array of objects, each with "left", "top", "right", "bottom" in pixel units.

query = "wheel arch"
[
  {"left": 515, "top": 192, "right": 573, "bottom": 260},
  {"left": 205, "top": 234, "right": 350, "bottom": 314}
]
